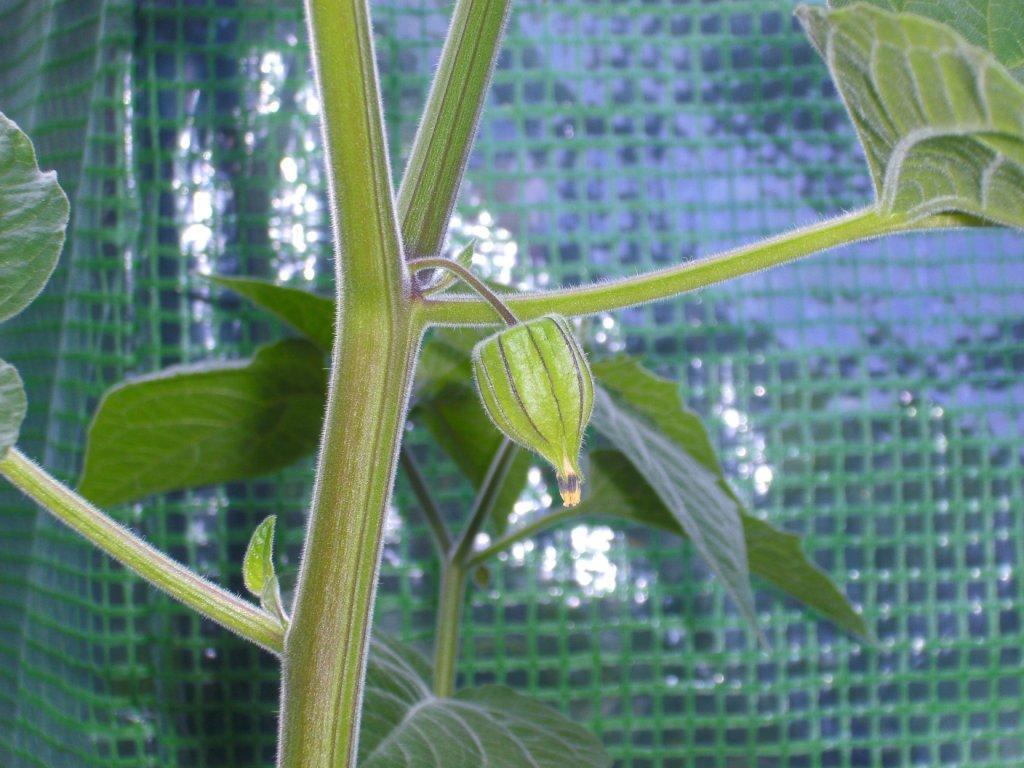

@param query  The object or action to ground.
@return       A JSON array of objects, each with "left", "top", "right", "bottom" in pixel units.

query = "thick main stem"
[
  {"left": 280, "top": 316, "right": 419, "bottom": 768},
  {"left": 280, "top": 1, "right": 412, "bottom": 767}
]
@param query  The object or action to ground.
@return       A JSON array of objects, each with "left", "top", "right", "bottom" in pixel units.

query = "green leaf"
[
  {"left": 589, "top": 358, "right": 758, "bottom": 631},
  {"left": 79, "top": 339, "right": 327, "bottom": 505},
  {"left": 243, "top": 515, "right": 277, "bottom": 596},
  {"left": 580, "top": 450, "right": 871, "bottom": 640},
  {"left": 414, "top": 328, "right": 481, "bottom": 399},
  {"left": 361, "top": 636, "right": 610, "bottom": 768},
  {"left": 212, "top": 276, "right": 334, "bottom": 352},
  {"left": 243, "top": 515, "right": 287, "bottom": 623},
  {"left": 829, "top": 0, "right": 1024, "bottom": 78},
  {"left": 797, "top": 3, "right": 1024, "bottom": 228},
  {"left": 0, "top": 359, "right": 26, "bottom": 457},
  {"left": 0, "top": 110, "right": 70, "bottom": 323}
]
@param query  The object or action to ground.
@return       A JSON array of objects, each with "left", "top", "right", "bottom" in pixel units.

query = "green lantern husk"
[{"left": 472, "top": 314, "right": 594, "bottom": 506}]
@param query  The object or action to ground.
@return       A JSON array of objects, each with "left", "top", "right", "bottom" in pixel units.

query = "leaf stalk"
[
  {"left": 0, "top": 448, "right": 285, "bottom": 654},
  {"left": 421, "top": 207, "right": 915, "bottom": 325},
  {"left": 411, "top": 255, "right": 519, "bottom": 326}
]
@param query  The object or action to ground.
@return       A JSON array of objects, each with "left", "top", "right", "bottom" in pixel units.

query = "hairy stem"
[
  {"left": 411, "top": 256, "right": 518, "bottom": 325},
  {"left": 467, "top": 504, "right": 582, "bottom": 569},
  {"left": 400, "top": 445, "right": 452, "bottom": 557},
  {"left": 451, "top": 438, "right": 519, "bottom": 563},
  {"left": 397, "top": 0, "right": 512, "bottom": 260},
  {"left": 280, "top": 1, "right": 412, "bottom": 767},
  {"left": 432, "top": 560, "right": 468, "bottom": 697},
  {"left": 421, "top": 207, "right": 915, "bottom": 325},
  {"left": 432, "top": 439, "right": 519, "bottom": 695},
  {"left": 0, "top": 448, "right": 284, "bottom": 653}
]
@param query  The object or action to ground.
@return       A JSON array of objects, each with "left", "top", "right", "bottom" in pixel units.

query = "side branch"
[
  {"left": 397, "top": 0, "right": 512, "bottom": 260},
  {"left": 0, "top": 448, "right": 284, "bottom": 654},
  {"left": 420, "top": 207, "right": 916, "bottom": 326},
  {"left": 400, "top": 445, "right": 452, "bottom": 556}
]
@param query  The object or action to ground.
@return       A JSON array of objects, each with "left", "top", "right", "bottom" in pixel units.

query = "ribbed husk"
[{"left": 472, "top": 314, "right": 593, "bottom": 506}]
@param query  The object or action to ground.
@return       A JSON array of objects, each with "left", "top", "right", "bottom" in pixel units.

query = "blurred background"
[{"left": 1, "top": 0, "right": 1023, "bottom": 766}]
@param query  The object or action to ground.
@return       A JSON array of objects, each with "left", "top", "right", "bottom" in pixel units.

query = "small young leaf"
[
  {"left": 829, "top": 0, "right": 1024, "bottom": 78},
  {"left": 212, "top": 276, "right": 334, "bottom": 352},
  {"left": 589, "top": 358, "right": 757, "bottom": 632},
  {"left": 79, "top": 339, "right": 327, "bottom": 505},
  {"left": 361, "top": 636, "right": 610, "bottom": 768},
  {"left": 797, "top": 3, "right": 1024, "bottom": 228},
  {"left": 0, "top": 110, "right": 70, "bottom": 323},
  {"left": 243, "top": 515, "right": 277, "bottom": 597},
  {"left": 243, "top": 515, "right": 287, "bottom": 623},
  {"left": 0, "top": 359, "right": 26, "bottom": 457}
]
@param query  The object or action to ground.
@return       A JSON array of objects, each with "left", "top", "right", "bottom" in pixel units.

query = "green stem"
[
  {"left": 410, "top": 256, "right": 518, "bottom": 326},
  {"left": 432, "top": 560, "right": 467, "bottom": 698},
  {"left": 400, "top": 445, "right": 452, "bottom": 557},
  {"left": 397, "top": 0, "right": 512, "bottom": 260},
  {"left": 281, "top": 2, "right": 412, "bottom": 767},
  {"left": 421, "top": 207, "right": 914, "bottom": 325},
  {"left": 467, "top": 504, "right": 582, "bottom": 569},
  {"left": 431, "top": 439, "right": 518, "bottom": 695},
  {"left": 451, "top": 438, "right": 519, "bottom": 563},
  {"left": 0, "top": 448, "right": 284, "bottom": 654}
]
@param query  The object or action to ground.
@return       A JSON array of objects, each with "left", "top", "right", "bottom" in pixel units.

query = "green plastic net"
[{"left": 1, "top": 1, "right": 1023, "bottom": 766}]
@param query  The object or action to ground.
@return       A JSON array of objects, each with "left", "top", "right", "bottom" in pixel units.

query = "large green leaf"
[
  {"left": 78, "top": 339, "right": 327, "bottom": 505},
  {"left": 212, "top": 276, "right": 334, "bottom": 352},
  {"left": 84, "top": 279, "right": 532, "bottom": 520},
  {"left": 0, "top": 111, "right": 70, "bottom": 323},
  {"left": 0, "top": 359, "right": 26, "bottom": 457},
  {"left": 361, "top": 636, "right": 610, "bottom": 768},
  {"left": 829, "top": 0, "right": 1024, "bottom": 78},
  {"left": 579, "top": 451, "right": 870, "bottom": 640},
  {"left": 797, "top": 3, "right": 1024, "bottom": 228},
  {"left": 415, "top": 327, "right": 481, "bottom": 398},
  {"left": 589, "top": 358, "right": 757, "bottom": 630}
]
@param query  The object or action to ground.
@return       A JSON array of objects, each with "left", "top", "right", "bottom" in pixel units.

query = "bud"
[{"left": 472, "top": 314, "right": 594, "bottom": 506}]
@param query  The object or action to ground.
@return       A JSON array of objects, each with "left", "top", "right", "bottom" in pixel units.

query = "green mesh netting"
[{"left": 2, "top": 0, "right": 1023, "bottom": 766}]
